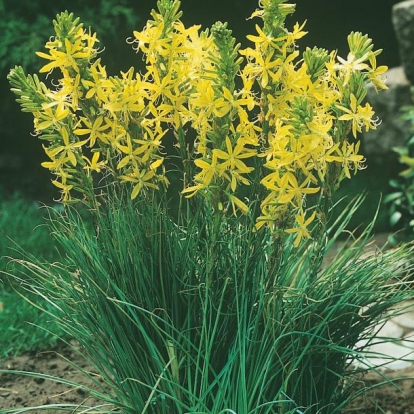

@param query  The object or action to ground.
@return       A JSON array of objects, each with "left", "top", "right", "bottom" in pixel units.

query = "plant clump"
[{"left": 5, "top": 1, "right": 413, "bottom": 414}]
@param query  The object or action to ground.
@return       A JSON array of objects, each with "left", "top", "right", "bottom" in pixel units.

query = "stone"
[
  {"left": 401, "top": 334, "right": 414, "bottom": 348},
  {"left": 375, "top": 320, "right": 404, "bottom": 339},
  {"left": 390, "top": 300, "right": 414, "bottom": 329},
  {"left": 393, "top": 312, "right": 414, "bottom": 329},
  {"left": 354, "top": 338, "right": 413, "bottom": 370},
  {"left": 361, "top": 66, "right": 412, "bottom": 158},
  {"left": 393, "top": 0, "right": 414, "bottom": 83}
]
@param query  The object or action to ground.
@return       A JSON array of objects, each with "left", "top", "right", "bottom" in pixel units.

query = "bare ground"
[{"left": 0, "top": 341, "right": 108, "bottom": 412}]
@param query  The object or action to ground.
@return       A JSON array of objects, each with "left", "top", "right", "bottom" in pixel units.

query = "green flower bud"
[{"left": 303, "top": 47, "right": 329, "bottom": 82}]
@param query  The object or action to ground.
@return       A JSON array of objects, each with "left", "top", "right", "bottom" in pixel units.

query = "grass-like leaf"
[{"left": 5, "top": 192, "right": 414, "bottom": 413}]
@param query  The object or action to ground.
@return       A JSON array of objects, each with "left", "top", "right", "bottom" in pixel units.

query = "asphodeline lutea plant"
[{"left": 8, "top": 0, "right": 387, "bottom": 247}]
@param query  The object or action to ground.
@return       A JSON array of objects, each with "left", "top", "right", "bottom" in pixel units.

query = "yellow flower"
[
  {"left": 51, "top": 169, "right": 74, "bottom": 203},
  {"left": 193, "top": 152, "right": 223, "bottom": 188},
  {"left": 357, "top": 102, "right": 377, "bottom": 132},
  {"left": 181, "top": 183, "right": 204, "bottom": 197},
  {"left": 35, "top": 102, "right": 70, "bottom": 131},
  {"left": 190, "top": 81, "right": 228, "bottom": 118},
  {"left": 104, "top": 89, "right": 146, "bottom": 123},
  {"left": 132, "top": 20, "right": 170, "bottom": 58},
  {"left": 306, "top": 114, "right": 333, "bottom": 138},
  {"left": 222, "top": 87, "right": 256, "bottom": 112},
  {"left": 276, "top": 173, "right": 319, "bottom": 206},
  {"left": 41, "top": 149, "right": 64, "bottom": 171},
  {"left": 115, "top": 134, "right": 140, "bottom": 170},
  {"left": 52, "top": 179, "right": 73, "bottom": 202},
  {"left": 326, "top": 141, "right": 364, "bottom": 179},
  {"left": 36, "top": 37, "right": 91, "bottom": 73},
  {"left": 182, "top": 152, "right": 226, "bottom": 197},
  {"left": 336, "top": 94, "right": 360, "bottom": 138},
  {"left": 241, "top": 47, "right": 282, "bottom": 88},
  {"left": 10, "top": 4, "right": 385, "bottom": 217},
  {"left": 119, "top": 167, "right": 159, "bottom": 199},
  {"left": 132, "top": 129, "right": 166, "bottom": 164},
  {"left": 227, "top": 193, "right": 249, "bottom": 215},
  {"left": 81, "top": 61, "right": 112, "bottom": 103},
  {"left": 214, "top": 137, "right": 255, "bottom": 173},
  {"left": 255, "top": 202, "right": 288, "bottom": 232},
  {"left": 74, "top": 116, "right": 111, "bottom": 147},
  {"left": 246, "top": 24, "right": 279, "bottom": 50},
  {"left": 290, "top": 21, "right": 308, "bottom": 43},
  {"left": 368, "top": 53, "right": 388, "bottom": 92},
  {"left": 53, "top": 68, "right": 82, "bottom": 110},
  {"left": 285, "top": 211, "right": 317, "bottom": 247},
  {"left": 146, "top": 64, "right": 177, "bottom": 103},
  {"left": 44, "top": 126, "right": 88, "bottom": 167},
  {"left": 82, "top": 152, "right": 107, "bottom": 176},
  {"left": 337, "top": 94, "right": 377, "bottom": 138}
]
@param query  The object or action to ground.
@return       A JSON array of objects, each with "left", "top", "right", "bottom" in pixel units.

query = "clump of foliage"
[{"left": 5, "top": 0, "right": 413, "bottom": 413}]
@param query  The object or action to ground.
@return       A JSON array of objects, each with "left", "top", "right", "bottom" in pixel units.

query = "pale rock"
[
  {"left": 393, "top": 312, "right": 414, "bottom": 329},
  {"left": 354, "top": 338, "right": 414, "bottom": 370},
  {"left": 390, "top": 300, "right": 414, "bottom": 329},
  {"left": 375, "top": 320, "right": 404, "bottom": 339},
  {"left": 401, "top": 334, "right": 414, "bottom": 348}
]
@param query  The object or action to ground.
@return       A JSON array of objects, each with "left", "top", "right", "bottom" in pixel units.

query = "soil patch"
[
  {"left": 346, "top": 366, "right": 414, "bottom": 413},
  {"left": 0, "top": 341, "right": 108, "bottom": 412}
]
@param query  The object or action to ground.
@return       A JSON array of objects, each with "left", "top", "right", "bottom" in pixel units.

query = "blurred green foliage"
[
  {"left": 0, "top": 0, "right": 139, "bottom": 75},
  {"left": 0, "top": 192, "right": 65, "bottom": 358},
  {"left": 0, "top": 192, "right": 60, "bottom": 269},
  {"left": 385, "top": 108, "right": 414, "bottom": 242}
]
